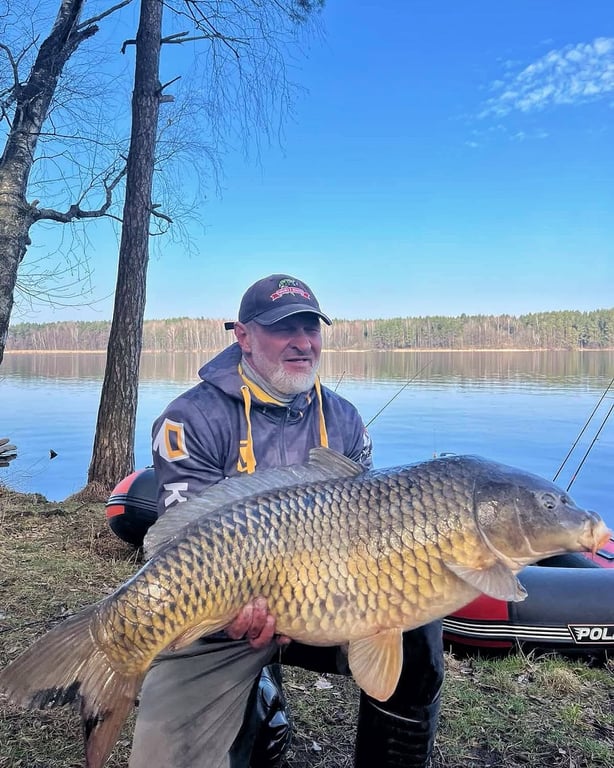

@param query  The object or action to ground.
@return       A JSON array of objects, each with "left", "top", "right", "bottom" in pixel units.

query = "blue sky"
[{"left": 17, "top": 0, "right": 614, "bottom": 323}]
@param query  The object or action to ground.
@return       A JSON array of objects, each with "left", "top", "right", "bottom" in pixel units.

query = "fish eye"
[{"left": 541, "top": 492, "right": 557, "bottom": 510}]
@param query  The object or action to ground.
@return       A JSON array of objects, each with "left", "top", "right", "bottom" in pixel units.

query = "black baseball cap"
[{"left": 224, "top": 274, "right": 332, "bottom": 330}]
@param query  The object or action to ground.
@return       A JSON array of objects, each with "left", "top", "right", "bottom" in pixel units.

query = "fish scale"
[{"left": 0, "top": 448, "right": 610, "bottom": 768}]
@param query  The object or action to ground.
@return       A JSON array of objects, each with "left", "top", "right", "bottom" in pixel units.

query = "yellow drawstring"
[
  {"left": 238, "top": 385, "right": 257, "bottom": 474},
  {"left": 238, "top": 363, "right": 285, "bottom": 406},
  {"left": 314, "top": 376, "right": 329, "bottom": 448},
  {"left": 236, "top": 364, "right": 328, "bottom": 474}
]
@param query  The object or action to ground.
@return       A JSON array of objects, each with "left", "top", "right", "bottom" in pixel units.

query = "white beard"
[
  {"left": 249, "top": 337, "right": 319, "bottom": 396},
  {"left": 267, "top": 366, "right": 318, "bottom": 395}
]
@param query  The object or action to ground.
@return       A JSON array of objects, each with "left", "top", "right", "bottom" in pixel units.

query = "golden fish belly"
[{"left": 260, "top": 532, "right": 486, "bottom": 645}]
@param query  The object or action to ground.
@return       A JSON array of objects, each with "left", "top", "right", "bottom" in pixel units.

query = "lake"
[{"left": 1, "top": 349, "right": 613, "bottom": 529}]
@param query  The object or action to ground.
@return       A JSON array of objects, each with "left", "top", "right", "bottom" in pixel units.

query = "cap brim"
[{"left": 254, "top": 305, "right": 332, "bottom": 326}]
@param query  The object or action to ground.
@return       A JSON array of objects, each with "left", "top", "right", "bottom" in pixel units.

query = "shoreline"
[{"left": 4, "top": 347, "right": 614, "bottom": 355}]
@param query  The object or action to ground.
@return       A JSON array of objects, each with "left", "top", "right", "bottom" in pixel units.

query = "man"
[{"left": 132, "top": 274, "right": 443, "bottom": 768}]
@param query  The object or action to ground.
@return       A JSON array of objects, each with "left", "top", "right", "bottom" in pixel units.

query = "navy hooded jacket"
[{"left": 152, "top": 343, "right": 372, "bottom": 515}]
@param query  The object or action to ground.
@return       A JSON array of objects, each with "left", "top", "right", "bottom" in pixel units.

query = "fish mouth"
[
  {"left": 594, "top": 525, "right": 612, "bottom": 553},
  {"left": 581, "top": 518, "right": 612, "bottom": 555}
]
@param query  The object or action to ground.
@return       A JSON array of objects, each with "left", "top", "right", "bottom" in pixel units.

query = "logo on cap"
[
  {"left": 270, "top": 278, "right": 311, "bottom": 303},
  {"left": 228, "top": 273, "right": 331, "bottom": 328}
]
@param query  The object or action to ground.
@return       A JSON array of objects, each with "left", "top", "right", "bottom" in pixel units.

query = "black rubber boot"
[
  {"left": 230, "top": 664, "right": 292, "bottom": 768},
  {"left": 353, "top": 621, "right": 445, "bottom": 767},
  {"left": 354, "top": 692, "right": 441, "bottom": 768},
  {"left": 250, "top": 664, "right": 292, "bottom": 768}
]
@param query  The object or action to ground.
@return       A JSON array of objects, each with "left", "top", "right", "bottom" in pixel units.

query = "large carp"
[{"left": 0, "top": 449, "right": 610, "bottom": 768}]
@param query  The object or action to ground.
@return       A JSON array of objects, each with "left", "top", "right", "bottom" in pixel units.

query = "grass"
[{"left": 1, "top": 486, "right": 612, "bottom": 767}]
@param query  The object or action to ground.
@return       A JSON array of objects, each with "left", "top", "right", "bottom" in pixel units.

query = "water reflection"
[
  {"left": 3, "top": 349, "right": 614, "bottom": 387},
  {"left": 320, "top": 349, "right": 614, "bottom": 387},
  {"left": 1, "top": 351, "right": 612, "bottom": 522}
]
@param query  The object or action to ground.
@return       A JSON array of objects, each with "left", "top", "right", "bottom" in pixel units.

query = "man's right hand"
[{"left": 226, "top": 597, "right": 291, "bottom": 650}]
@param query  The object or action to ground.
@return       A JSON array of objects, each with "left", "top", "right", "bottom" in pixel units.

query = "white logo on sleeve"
[
  {"left": 163, "top": 482, "right": 189, "bottom": 508},
  {"left": 153, "top": 418, "right": 190, "bottom": 462}
]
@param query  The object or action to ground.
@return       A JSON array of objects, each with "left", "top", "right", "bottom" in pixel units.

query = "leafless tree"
[
  {"left": 86, "top": 0, "right": 163, "bottom": 491},
  {"left": 0, "top": 0, "right": 133, "bottom": 365},
  {"left": 0, "top": 0, "right": 323, "bottom": 494},
  {"left": 84, "top": 0, "right": 324, "bottom": 495}
]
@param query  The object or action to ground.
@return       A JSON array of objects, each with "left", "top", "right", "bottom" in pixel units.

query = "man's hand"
[{"left": 226, "top": 596, "right": 291, "bottom": 649}]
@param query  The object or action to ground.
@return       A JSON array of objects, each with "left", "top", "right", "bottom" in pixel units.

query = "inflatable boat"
[
  {"left": 106, "top": 467, "right": 614, "bottom": 656},
  {"left": 105, "top": 467, "right": 157, "bottom": 547},
  {"left": 442, "top": 547, "right": 614, "bottom": 655}
]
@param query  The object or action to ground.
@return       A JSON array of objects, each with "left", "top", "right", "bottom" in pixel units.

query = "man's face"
[{"left": 236, "top": 313, "right": 322, "bottom": 395}]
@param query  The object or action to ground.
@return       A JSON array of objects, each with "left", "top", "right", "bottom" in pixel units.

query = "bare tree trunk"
[
  {"left": 0, "top": 0, "right": 96, "bottom": 364},
  {"left": 86, "top": 0, "right": 163, "bottom": 493}
]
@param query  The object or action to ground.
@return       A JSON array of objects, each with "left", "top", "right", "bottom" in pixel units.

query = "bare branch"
[
  {"left": 121, "top": 38, "right": 136, "bottom": 55},
  {"left": 159, "top": 75, "right": 180, "bottom": 93},
  {"left": 160, "top": 30, "right": 190, "bottom": 44},
  {"left": 31, "top": 165, "right": 127, "bottom": 223},
  {"left": 164, "top": 33, "right": 228, "bottom": 44},
  {"left": 151, "top": 203, "right": 172, "bottom": 225},
  {"left": 0, "top": 36, "right": 39, "bottom": 117},
  {"left": 78, "top": 0, "right": 134, "bottom": 30},
  {"left": 0, "top": 42, "right": 20, "bottom": 90},
  {"left": 181, "top": 1, "right": 242, "bottom": 58}
]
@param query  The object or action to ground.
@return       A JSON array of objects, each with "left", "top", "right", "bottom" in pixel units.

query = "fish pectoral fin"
[
  {"left": 446, "top": 560, "right": 527, "bottom": 602},
  {"left": 347, "top": 629, "right": 404, "bottom": 702},
  {"left": 167, "top": 619, "right": 230, "bottom": 651}
]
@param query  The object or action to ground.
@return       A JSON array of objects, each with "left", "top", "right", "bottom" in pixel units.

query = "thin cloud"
[{"left": 479, "top": 37, "right": 614, "bottom": 118}]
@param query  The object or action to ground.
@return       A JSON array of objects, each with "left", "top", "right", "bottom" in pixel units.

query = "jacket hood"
[
  {"left": 198, "top": 343, "right": 315, "bottom": 411},
  {"left": 198, "top": 343, "right": 244, "bottom": 399}
]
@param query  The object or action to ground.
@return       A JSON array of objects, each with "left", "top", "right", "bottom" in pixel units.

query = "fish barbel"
[{"left": 0, "top": 448, "right": 610, "bottom": 767}]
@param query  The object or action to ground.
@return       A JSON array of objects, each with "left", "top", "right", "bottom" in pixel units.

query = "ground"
[{"left": 0, "top": 487, "right": 612, "bottom": 767}]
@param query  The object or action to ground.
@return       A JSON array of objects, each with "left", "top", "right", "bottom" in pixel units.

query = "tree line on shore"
[{"left": 7, "top": 307, "right": 613, "bottom": 351}]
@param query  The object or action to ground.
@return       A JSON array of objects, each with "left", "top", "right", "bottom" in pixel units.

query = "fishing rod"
[
  {"left": 552, "top": 374, "right": 614, "bottom": 483},
  {"left": 365, "top": 360, "right": 433, "bottom": 428},
  {"left": 333, "top": 370, "right": 346, "bottom": 393},
  {"left": 564, "top": 399, "right": 614, "bottom": 492}
]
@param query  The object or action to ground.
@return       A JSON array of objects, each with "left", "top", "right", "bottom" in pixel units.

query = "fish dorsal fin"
[
  {"left": 144, "top": 447, "right": 363, "bottom": 559},
  {"left": 445, "top": 560, "right": 528, "bottom": 602},
  {"left": 347, "top": 629, "right": 404, "bottom": 702}
]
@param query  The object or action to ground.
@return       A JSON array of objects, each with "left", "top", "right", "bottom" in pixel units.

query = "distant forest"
[{"left": 6, "top": 308, "right": 614, "bottom": 352}]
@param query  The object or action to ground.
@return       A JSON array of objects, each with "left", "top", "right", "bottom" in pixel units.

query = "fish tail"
[{"left": 0, "top": 606, "right": 143, "bottom": 768}]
